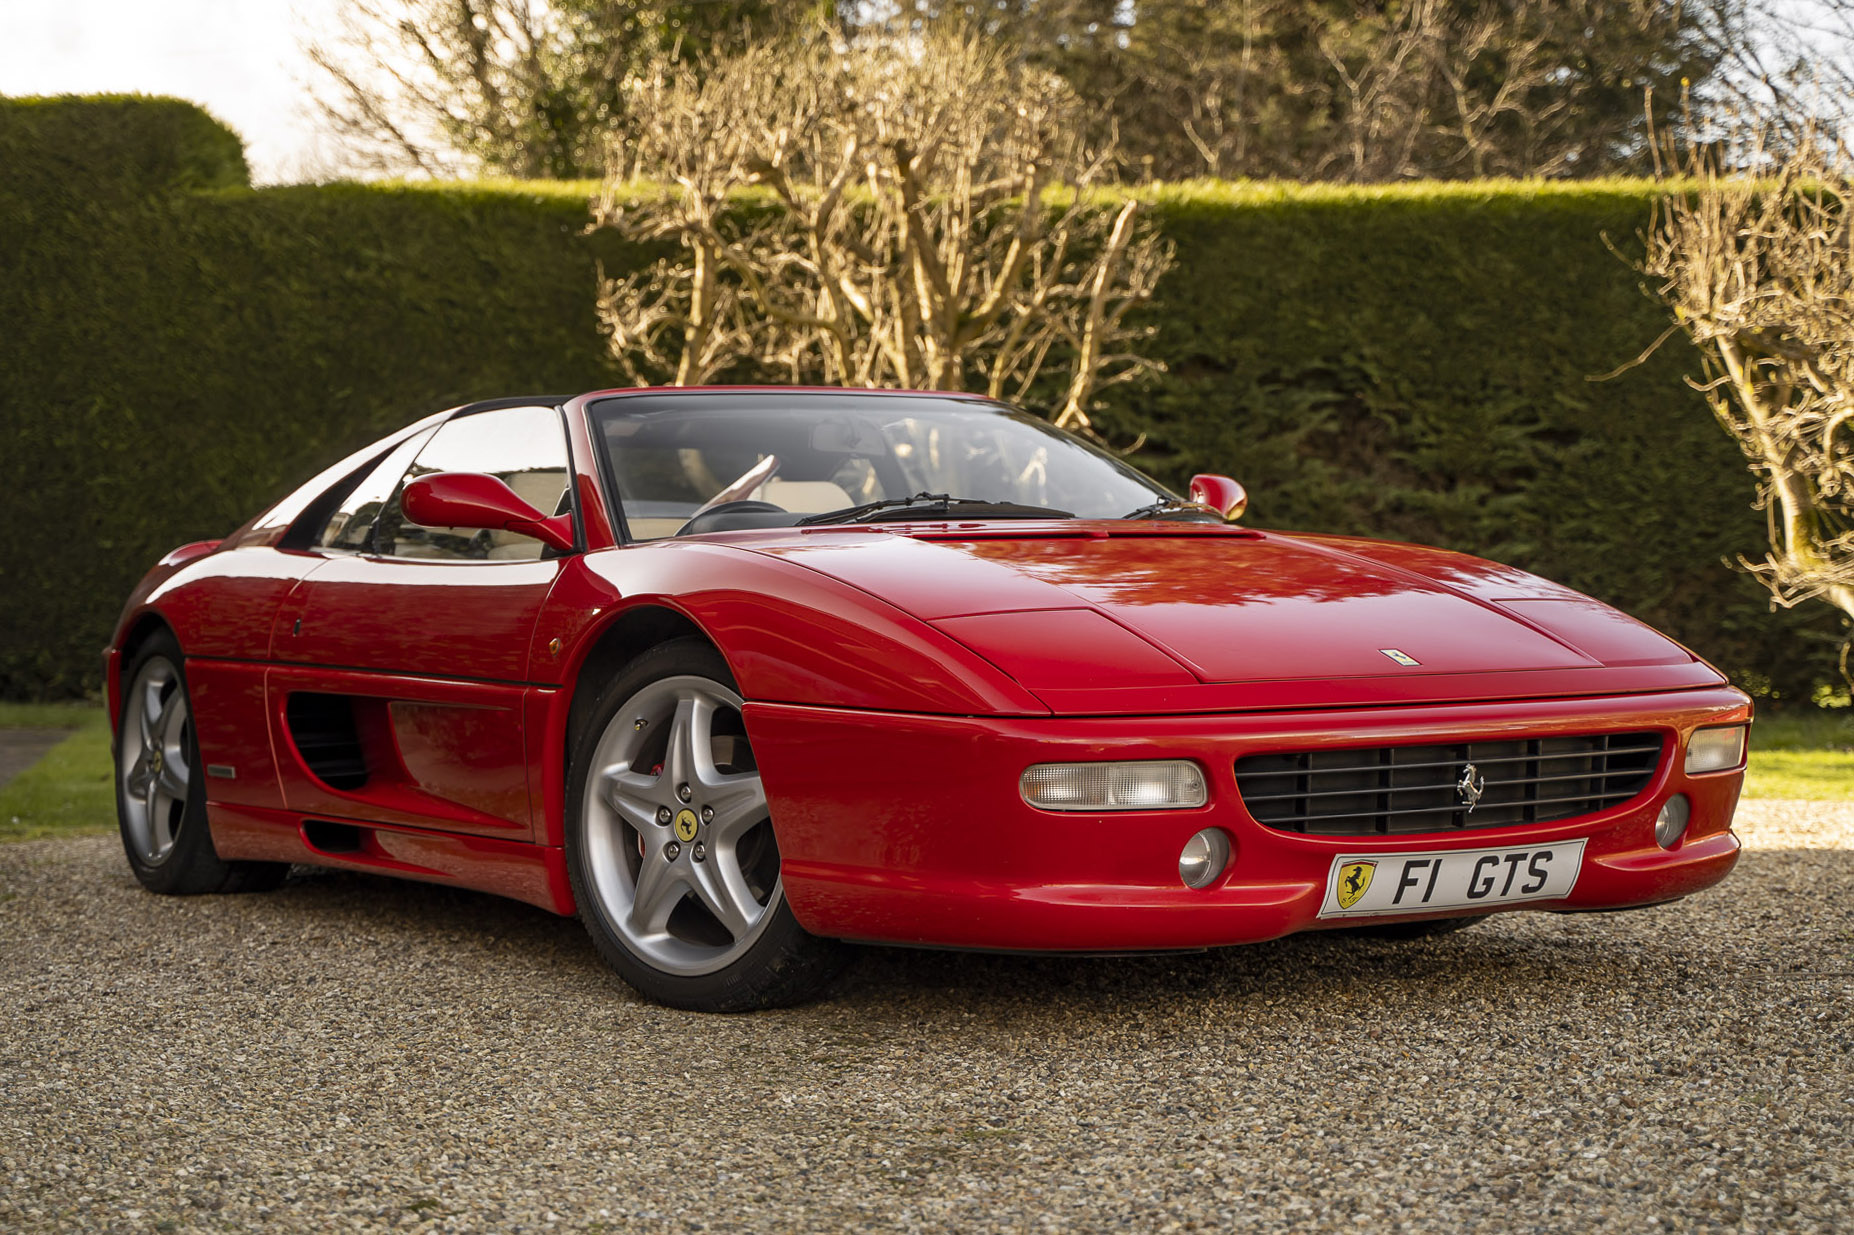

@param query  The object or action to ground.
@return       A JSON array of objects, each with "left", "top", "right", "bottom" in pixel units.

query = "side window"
[
  {"left": 312, "top": 429, "right": 435, "bottom": 551},
  {"left": 376, "top": 406, "right": 572, "bottom": 562}
]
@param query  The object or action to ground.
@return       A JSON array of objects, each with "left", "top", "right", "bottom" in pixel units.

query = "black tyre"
[
  {"left": 115, "top": 631, "right": 289, "bottom": 896},
  {"left": 565, "top": 638, "right": 849, "bottom": 1012}
]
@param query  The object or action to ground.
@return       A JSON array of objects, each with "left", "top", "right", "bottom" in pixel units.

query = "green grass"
[
  {"left": 0, "top": 709, "right": 114, "bottom": 842},
  {"left": 0, "top": 701, "right": 101, "bottom": 729},
  {"left": 1743, "top": 751, "right": 1854, "bottom": 801},
  {"left": 1751, "top": 706, "right": 1854, "bottom": 751},
  {"left": 1745, "top": 706, "right": 1854, "bottom": 801}
]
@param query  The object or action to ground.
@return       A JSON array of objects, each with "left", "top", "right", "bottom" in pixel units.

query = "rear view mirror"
[
  {"left": 401, "top": 472, "right": 576, "bottom": 553},
  {"left": 1188, "top": 474, "right": 1248, "bottom": 522}
]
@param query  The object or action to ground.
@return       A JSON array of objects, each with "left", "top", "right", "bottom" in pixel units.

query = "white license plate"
[{"left": 1317, "top": 840, "right": 1585, "bottom": 919}]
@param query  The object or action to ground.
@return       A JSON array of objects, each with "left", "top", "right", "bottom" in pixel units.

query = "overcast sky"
[{"left": 0, "top": 0, "right": 349, "bottom": 182}]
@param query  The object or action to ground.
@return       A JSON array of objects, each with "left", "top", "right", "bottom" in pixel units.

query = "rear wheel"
[
  {"left": 565, "top": 638, "right": 848, "bottom": 1011},
  {"left": 115, "top": 632, "right": 288, "bottom": 895}
]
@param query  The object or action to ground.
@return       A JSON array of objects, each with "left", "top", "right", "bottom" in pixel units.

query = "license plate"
[{"left": 1317, "top": 840, "right": 1585, "bottom": 919}]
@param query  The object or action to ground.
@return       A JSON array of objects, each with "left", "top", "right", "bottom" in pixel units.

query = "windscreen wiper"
[
  {"left": 1120, "top": 497, "right": 1221, "bottom": 521},
  {"left": 797, "top": 492, "right": 1075, "bottom": 526}
]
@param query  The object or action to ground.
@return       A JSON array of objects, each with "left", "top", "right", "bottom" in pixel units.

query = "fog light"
[
  {"left": 1685, "top": 724, "right": 1747, "bottom": 774},
  {"left": 1020, "top": 760, "right": 1208, "bottom": 811},
  {"left": 1179, "top": 828, "right": 1231, "bottom": 889},
  {"left": 1655, "top": 794, "right": 1691, "bottom": 849}
]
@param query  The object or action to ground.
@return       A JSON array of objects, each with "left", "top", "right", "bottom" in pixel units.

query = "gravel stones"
[{"left": 1, "top": 802, "right": 1849, "bottom": 1232}]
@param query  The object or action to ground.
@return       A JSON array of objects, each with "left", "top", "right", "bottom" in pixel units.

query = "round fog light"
[
  {"left": 1655, "top": 794, "right": 1691, "bottom": 849},
  {"left": 1179, "top": 828, "right": 1231, "bottom": 889}
]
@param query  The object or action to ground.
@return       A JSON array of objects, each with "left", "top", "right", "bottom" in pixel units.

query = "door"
[{"left": 271, "top": 405, "right": 575, "bottom": 840}]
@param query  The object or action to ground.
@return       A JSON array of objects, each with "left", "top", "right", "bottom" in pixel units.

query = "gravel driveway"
[{"left": 2, "top": 802, "right": 1849, "bottom": 1233}]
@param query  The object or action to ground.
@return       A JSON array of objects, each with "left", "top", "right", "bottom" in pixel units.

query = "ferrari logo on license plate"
[
  {"left": 1335, "top": 860, "right": 1377, "bottom": 909},
  {"left": 1319, "top": 841, "right": 1586, "bottom": 918}
]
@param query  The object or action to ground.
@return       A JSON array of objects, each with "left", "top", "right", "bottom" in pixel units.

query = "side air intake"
[{"left": 285, "top": 693, "right": 369, "bottom": 790}]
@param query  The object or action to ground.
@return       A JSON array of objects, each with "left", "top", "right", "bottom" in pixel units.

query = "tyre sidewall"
[
  {"left": 564, "top": 637, "right": 843, "bottom": 1012},
  {"left": 115, "top": 633, "right": 228, "bottom": 895}
]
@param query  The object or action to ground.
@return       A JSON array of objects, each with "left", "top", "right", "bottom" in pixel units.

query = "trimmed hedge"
[
  {"left": 0, "top": 99, "right": 1839, "bottom": 699},
  {"left": 0, "top": 95, "right": 248, "bottom": 209},
  {"left": 1115, "top": 180, "right": 1842, "bottom": 700}
]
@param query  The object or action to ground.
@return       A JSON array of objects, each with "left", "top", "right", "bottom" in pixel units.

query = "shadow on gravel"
[{"left": 247, "top": 847, "right": 1849, "bottom": 1021}]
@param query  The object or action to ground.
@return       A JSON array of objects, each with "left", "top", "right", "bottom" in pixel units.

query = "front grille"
[{"left": 1235, "top": 732, "right": 1664, "bottom": 836}]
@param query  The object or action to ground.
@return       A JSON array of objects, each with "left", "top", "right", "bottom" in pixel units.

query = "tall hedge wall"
[
  {"left": 0, "top": 95, "right": 248, "bottom": 210},
  {"left": 0, "top": 98, "right": 1838, "bottom": 700}
]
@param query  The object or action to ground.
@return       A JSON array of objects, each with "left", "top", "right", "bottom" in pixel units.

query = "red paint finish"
[
  {"left": 1187, "top": 474, "right": 1248, "bottom": 520},
  {"left": 934, "top": 609, "right": 1198, "bottom": 689},
  {"left": 210, "top": 803, "right": 571, "bottom": 913},
  {"left": 749, "top": 687, "right": 1749, "bottom": 949},
  {"left": 128, "top": 547, "right": 316, "bottom": 662},
  {"left": 186, "top": 660, "right": 281, "bottom": 810},
  {"left": 389, "top": 700, "right": 533, "bottom": 824},
  {"left": 401, "top": 472, "right": 575, "bottom": 553},
  {"left": 541, "top": 542, "right": 1047, "bottom": 713},
  {"left": 102, "top": 387, "right": 1753, "bottom": 960},
  {"left": 279, "top": 555, "right": 561, "bottom": 683},
  {"left": 267, "top": 665, "right": 533, "bottom": 839}
]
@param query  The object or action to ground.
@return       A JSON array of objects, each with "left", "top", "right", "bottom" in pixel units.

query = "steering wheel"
[{"left": 673, "top": 500, "right": 790, "bottom": 537}]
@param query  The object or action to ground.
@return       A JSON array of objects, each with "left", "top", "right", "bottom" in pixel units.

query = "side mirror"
[
  {"left": 401, "top": 472, "right": 576, "bottom": 554},
  {"left": 1188, "top": 473, "right": 1248, "bottom": 522}
]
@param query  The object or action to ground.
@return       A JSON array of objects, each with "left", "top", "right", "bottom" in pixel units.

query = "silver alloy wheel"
[
  {"left": 119, "top": 657, "right": 191, "bottom": 865},
  {"left": 582, "top": 674, "right": 780, "bottom": 976}
]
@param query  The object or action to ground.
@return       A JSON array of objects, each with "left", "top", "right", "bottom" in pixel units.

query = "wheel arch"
[
  {"left": 562, "top": 603, "right": 723, "bottom": 755},
  {"left": 119, "top": 612, "right": 179, "bottom": 664},
  {"left": 111, "top": 612, "right": 181, "bottom": 735}
]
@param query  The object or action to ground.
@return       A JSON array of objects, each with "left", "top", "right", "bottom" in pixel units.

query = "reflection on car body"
[{"left": 106, "top": 388, "right": 1750, "bottom": 1011}]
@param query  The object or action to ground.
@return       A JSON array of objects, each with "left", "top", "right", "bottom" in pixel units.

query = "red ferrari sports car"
[{"left": 109, "top": 388, "right": 1750, "bottom": 1010}]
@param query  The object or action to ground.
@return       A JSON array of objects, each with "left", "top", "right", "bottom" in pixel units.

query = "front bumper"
[{"left": 746, "top": 688, "right": 1749, "bottom": 951}]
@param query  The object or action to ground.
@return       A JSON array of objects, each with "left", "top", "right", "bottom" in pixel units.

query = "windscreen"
[{"left": 589, "top": 392, "right": 1174, "bottom": 540}]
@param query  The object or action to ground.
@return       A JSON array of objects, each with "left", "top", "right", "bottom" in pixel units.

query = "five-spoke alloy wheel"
[
  {"left": 119, "top": 654, "right": 193, "bottom": 868},
  {"left": 113, "top": 631, "right": 288, "bottom": 895},
  {"left": 566, "top": 638, "right": 847, "bottom": 1011}
]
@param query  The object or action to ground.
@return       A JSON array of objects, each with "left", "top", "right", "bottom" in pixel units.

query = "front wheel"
[{"left": 565, "top": 638, "right": 849, "bottom": 1011}]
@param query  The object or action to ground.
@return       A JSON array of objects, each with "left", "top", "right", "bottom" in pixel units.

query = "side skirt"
[{"left": 209, "top": 802, "right": 577, "bottom": 915}]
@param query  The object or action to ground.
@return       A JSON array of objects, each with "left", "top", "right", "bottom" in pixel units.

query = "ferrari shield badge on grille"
[
  {"left": 1335, "top": 860, "right": 1377, "bottom": 909},
  {"left": 1379, "top": 648, "right": 1420, "bottom": 667}
]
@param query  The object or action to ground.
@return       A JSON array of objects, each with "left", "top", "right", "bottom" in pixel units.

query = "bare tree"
[
  {"left": 591, "top": 46, "right": 797, "bottom": 385},
  {"left": 995, "top": 0, "right": 1725, "bottom": 183},
  {"left": 591, "top": 25, "right": 1173, "bottom": 434},
  {"left": 1641, "top": 134, "right": 1854, "bottom": 674},
  {"left": 306, "top": 1, "right": 831, "bottom": 178}
]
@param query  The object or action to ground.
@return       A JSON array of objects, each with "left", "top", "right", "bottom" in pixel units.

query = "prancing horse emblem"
[
  {"left": 1336, "top": 860, "right": 1377, "bottom": 910},
  {"left": 1456, "top": 763, "right": 1487, "bottom": 813}
]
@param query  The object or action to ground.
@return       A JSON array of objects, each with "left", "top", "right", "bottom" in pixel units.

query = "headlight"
[
  {"left": 1685, "top": 724, "right": 1748, "bottom": 774},
  {"left": 1020, "top": 760, "right": 1208, "bottom": 811}
]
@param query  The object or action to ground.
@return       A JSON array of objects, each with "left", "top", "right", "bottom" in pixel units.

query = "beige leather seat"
[{"left": 757, "top": 480, "right": 854, "bottom": 514}]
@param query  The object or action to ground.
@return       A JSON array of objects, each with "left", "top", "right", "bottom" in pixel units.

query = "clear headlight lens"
[
  {"left": 1685, "top": 724, "right": 1748, "bottom": 775},
  {"left": 1020, "top": 760, "right": 1208, "bottom": 812}
]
